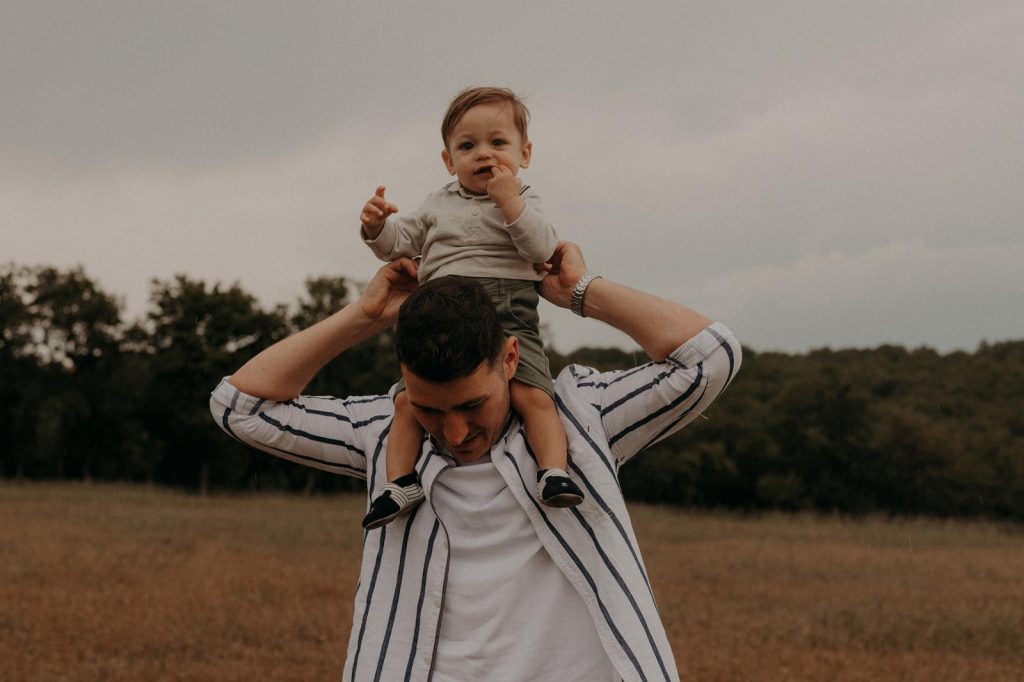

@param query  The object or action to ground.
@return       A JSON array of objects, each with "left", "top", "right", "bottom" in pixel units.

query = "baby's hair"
[{"left": 441, "top": 86, "right": 530, "bottom": 150}]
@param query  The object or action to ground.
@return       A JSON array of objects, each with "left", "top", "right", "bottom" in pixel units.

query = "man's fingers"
[
  {"left": 375, "top": 185, "right": 387, "bottom": 198},
  {"left": 395, "top": 257, "right": 419, "bottom": 280}
]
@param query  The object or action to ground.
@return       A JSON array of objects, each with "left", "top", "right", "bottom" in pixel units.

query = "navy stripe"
[
  {"left": 566, "top": 458, "right": 654, "bottom": 599},
  {"left": 503, "top": 451, "right": 648, "bottom": 681},
  {"left": 569, "top": 505, "right": 671, "bottom": 681},
  {"left": 305, "top": 393, "right": 391, "bottom": 407},
  {"left": 376, "top": 511, "right": 419, "bottom": 681},
  {"left": 704, "top": 327, "right": 738, "bottom": 397},
  {"left": 404, "top": 519, "right": 441, "bottom": 681},
  {"left": 258, "top": 440, "right": 366, "bottom": 478},
  {"left": 600, "top": 365, "right": 681, "bottom": 417},
  {"left": 367, "top": 423, "right": 392, "bottom": 506},
  {"left": 248, "top": 398, "right": 265, "bottom": 416},
  {"left": 639, "top": 381, "right": 710, "bottom": 453},
  {"left": 283, "top": 399, "right": 392, "bottom": 429},
  {"left": 219, "top": 407, "right": 243, "bottom": 443},
  {"left": 555, "top": 394, "right": 617, "bottom": 479},
  {"left": 351, "top": 524, "right": 388, "bottom": 681},
  {"left": 257, "top": 412, "right": 366, "bottom": 456},
  {"left": 608, "top": 363, "right": 704, "bottom": 447},
  {"left": 229, "top": 389, "right": 240, "bottom": 412},
  {"left": 578, "top": 362, "right": 653, "bottom": 389},
  {"left": 351, "top": 426, "right": 392, "bottom": 678}
]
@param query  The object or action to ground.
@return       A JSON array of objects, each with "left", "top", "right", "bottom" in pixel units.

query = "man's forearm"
[
  {"left": 580, "top": 278, "right": 712, "bottom": 362},
  {"left": 228, "top": 303, "right": 387, "bottom": 401}
]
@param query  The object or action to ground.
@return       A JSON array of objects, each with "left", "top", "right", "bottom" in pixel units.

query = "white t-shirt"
[{"left": 431, "top": 456, "right": 619, "bottom": 682}]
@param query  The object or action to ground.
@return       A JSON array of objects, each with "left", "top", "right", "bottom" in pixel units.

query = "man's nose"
[{"left": 443, "top": 414, "right": 469, "bottom": 445}]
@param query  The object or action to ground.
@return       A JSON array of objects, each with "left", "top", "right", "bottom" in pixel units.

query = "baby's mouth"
[{"left": 474, "top": 166, "right": 494, "bottom": 175}]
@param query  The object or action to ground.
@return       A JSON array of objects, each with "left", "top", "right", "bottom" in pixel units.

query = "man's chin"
[
  {"left": 450, "top": 446, "right": 487, "bottom": 462},
  {"left": 447, "top": 437, "right": 489, "bottom": 462}
]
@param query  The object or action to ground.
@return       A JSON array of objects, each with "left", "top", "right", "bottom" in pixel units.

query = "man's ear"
[
  {"left": 519, "top": 141, "right": 532, "bottom": 169},
  {"left": 441, "top": 149, "right": 455, "bottom": 175},
  {"left": 502, "top": 336, "right": 519, "bottom": 381}
]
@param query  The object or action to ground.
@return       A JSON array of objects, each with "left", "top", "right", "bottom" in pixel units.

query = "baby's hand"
[
  {"left": 360, "top": 185, "right": 398, "bottom": 237},
  {"left": 485, "top": 165, "right": 521, "bottom": 207}
]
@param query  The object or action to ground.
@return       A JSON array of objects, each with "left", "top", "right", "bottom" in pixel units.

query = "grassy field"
[{"left": 2, "top": 483, "right": 1022, "bottom": 681}]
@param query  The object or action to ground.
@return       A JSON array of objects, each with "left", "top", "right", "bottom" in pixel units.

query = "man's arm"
[
  {"left": 537, "top": 242, "right": 712, "bottom": 361},
  {"left": 229, "top": 258, "right": 418, "bottom": 401},
  {"left": 209, "top": 258, "right": 419, "bottom": 480},
  {"left": 539, "top": 242, "right": 740, "bottom": 463}
]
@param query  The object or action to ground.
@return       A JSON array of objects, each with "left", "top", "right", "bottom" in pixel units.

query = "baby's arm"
[
  {"left": 358, "top": 185, "right": 429, "bottom": 261},
  {"left": 486, "top": 166, "right": 527, "bottom": 224},
  {"left": 360, "top": 185, "right": 398, "bottom": 239},
  {"left": 488, "top": 175, "right": 558, "bottom": 264}
]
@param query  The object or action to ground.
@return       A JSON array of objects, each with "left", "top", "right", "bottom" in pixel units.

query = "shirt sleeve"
[
  {"left": 504, "top": 188, "right": 559, "bottom": 263},
  {"left": 209, "top": 377, "right": 394, "bottom": 479},
  {"left": 576, "top": 322, "right": 741, "bottom": 464},
  {"left": 362, "top": 208, "right": 432, "bottom": 261}
]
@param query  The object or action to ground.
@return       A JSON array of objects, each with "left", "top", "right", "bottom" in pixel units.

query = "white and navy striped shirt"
[{"left": 210, "top": 322, "right": 740, "bottom": 681}]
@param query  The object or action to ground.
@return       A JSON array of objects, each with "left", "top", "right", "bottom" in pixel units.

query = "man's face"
[
  {"left": 402, "top": 337, "right": 518, "bottom": 464},
  {"left": 441, "top": 102, "right": 532, "bottom": 195}
]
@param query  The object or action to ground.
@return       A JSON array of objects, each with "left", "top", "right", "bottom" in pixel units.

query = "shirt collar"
[
  {"left": 443, "top": 180, "right": 487, "bottom": 200},
  {"left": 443, "top": 180, "right": 531, "bottom": 201}
]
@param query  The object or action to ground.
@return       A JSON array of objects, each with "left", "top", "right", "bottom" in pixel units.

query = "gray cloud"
[{"left": 2, "top": 1, "right": 1021, "bottom": 352}]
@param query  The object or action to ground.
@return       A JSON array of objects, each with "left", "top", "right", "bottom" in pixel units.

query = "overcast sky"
[{"left": 2, "top": 1, "right": 1021, "bottom": 354}]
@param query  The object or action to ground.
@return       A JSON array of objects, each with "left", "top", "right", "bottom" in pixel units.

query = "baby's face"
[{"left": 442, "top": 102, "right": 532, "bottom": 195}]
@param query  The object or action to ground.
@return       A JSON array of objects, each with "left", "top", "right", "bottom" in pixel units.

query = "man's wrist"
[{"left": 570, "top": 272, "right": 601, "bottom": 317}]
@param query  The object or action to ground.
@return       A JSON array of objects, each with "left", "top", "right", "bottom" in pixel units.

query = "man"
[{"left": 210, "top": 242, "right": 741, "bottom": 681}]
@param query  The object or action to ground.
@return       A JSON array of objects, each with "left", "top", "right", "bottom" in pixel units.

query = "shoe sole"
[
  {"left": 541, "top": 493, "right": 584, "bottom": 508},
  {"left": 363, "top": 500, "right": 421, "bottom": 530}
]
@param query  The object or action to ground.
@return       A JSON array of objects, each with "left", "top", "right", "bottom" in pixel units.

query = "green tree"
[
  {"left": 0, "top": 264, "right": 124, "bottom": 480},
  {"left": 0, "top": 264, "right": 41, "bottom": 478},
  {"left": 143, "top": 275, "right": 289, "bottom": 493}
]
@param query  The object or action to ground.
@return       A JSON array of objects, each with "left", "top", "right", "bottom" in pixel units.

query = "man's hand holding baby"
[
  {"left": 360, "top": 185, "right": 399, "bottom": 238},
  {"left": 486, "top": 165, "right": 526, "bottom": 225}
]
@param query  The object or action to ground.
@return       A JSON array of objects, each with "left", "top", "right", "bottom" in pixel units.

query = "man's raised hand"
[
  {"left": 358, "top": 257, "right": 419, "bottom": 323},
  {"left": 536, "top": 241, "right": 588, "bottom": 309},
  {"left": 360, "top": 185, "right": 399, "bottom": 237}
]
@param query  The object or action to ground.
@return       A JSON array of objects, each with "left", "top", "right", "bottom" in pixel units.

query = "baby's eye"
[
  {"left": 458, "top": 141, "right": 473, "bottom": 151},
  {"left": 492, "top": 139, "right": 507, "bottom": 147}
]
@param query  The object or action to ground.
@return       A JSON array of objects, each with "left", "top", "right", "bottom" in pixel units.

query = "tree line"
[{"left": 2, "top": 263, "right": 1022, "bottom": 520}]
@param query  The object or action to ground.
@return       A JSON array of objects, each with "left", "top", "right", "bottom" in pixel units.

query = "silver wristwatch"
[{"left": 570, "top": 272, "right": 601, "bottom": 317}]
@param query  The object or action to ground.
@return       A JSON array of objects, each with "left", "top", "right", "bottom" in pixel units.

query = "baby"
[{"left": 358, "top": 87, "right": 585, "bottom": 529}]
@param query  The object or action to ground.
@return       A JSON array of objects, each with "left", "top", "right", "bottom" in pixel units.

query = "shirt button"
[
  {"left": 423, "top": 655, "right": 432, "bottom": 665},
  {"left": 434, "top": 598, "right": 442, "bottom": 608},
  {"left": 471, "top": 209, "right": 479, "bottom": 216}
]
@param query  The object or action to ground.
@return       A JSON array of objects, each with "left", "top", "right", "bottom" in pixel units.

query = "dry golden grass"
[{"left": 2, "top": 482, "right": 1022, "bottom": 681}]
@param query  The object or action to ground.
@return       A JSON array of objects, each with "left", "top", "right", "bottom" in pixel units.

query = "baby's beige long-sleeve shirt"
[{"left": 362, "top": 181, "right": 558, "bottom": 283}]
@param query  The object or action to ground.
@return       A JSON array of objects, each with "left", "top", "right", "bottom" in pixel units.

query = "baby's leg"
[
  {"left": 362, "top": 392, "right": 425, "bottom": 530},
  {"left": 386, "top": 391, "right": 424, "bottom": 481},
  {"left": 510, "top": 380, "right": 583, "bottom": 508},
  {"left": 510, "top": 380, "right": 567, "bottom": 470}
]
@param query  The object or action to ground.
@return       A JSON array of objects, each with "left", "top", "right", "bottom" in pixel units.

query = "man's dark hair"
[{"left": 395, "top": 276, "right": 505, "bottom": 382}]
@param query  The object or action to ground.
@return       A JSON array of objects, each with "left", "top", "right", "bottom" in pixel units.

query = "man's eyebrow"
[{"left": 410, "top": 395, "right": 487, "bottom": 411}]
